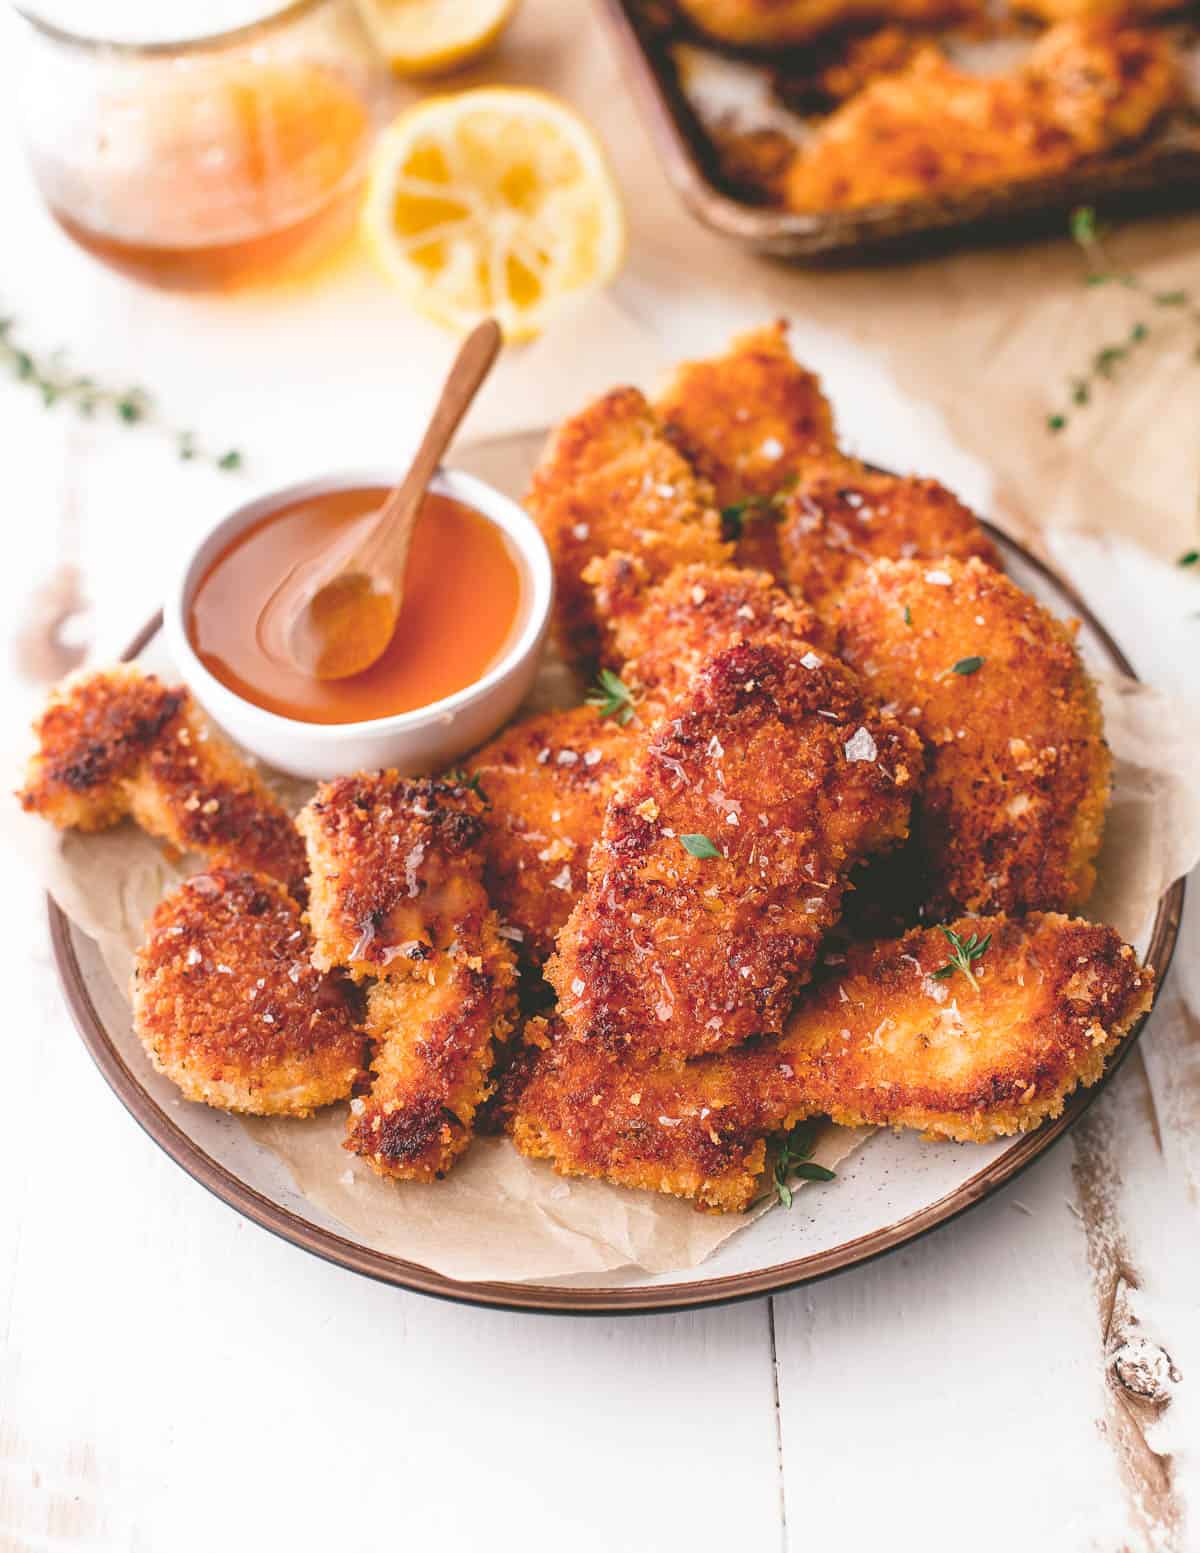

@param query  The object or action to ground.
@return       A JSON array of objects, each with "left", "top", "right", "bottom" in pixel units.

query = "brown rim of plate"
[{"left": 46, "top": 506, "right": 1186, "bottom": 1316}]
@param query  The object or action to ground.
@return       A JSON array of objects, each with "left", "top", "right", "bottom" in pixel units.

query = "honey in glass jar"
[{"left": 15, "top": 0, "right": 387, "bottom": 289}]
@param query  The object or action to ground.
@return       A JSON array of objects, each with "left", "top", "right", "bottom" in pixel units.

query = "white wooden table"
[{"left": 2, "top": 5, "right": 1197, "bottom": 1549}]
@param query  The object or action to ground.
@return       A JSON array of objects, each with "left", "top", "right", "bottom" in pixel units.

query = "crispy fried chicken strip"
[
  {"left": 526, "top": 386, "right": 729, "bottom": 668},
  {"left": 675, "top": 0, "right": 975, "bottom": 49},
  {"left": 776, "top": 454, "right": 1001, "bottom": 618},
  {"left": 132, "top": 869, "right": 364, "bottom": 1116},
  {"left": 473, "top": 705, "right": 638, "bottom": 964},
  {"left": 655, "top": 323, "right": 837, "bottom": 511},
  {"left": 548, "top": 639, "right": 923, "bottom": 1063},
  {"left": 511, "top": 914, "right": 1153, "bottom": 1210},
  {"left": 836, "top": 556, "right": 1110, "bottom": 917},
  {"left": 475, "top": 568, "right": 825, "bottom": 963},
  {"left": 19, "top": 665, "right": 307, "bottom": 897},
  {"left": 298, "top": 775, "right": 517, "bottom": 1181},
  {"left": 585, "top": 559, "right": 823, "bottom": 706},
  {"left": 1015, "top": 0, "right": 1179, "bottom": 22},
  {"left": 784, "top": 23, "right": 1177, "bottom": 212}
]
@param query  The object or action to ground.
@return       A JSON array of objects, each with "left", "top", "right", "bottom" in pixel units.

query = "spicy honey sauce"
[{"left": 189, "top": 485, "right": 524, "bottom": 724}]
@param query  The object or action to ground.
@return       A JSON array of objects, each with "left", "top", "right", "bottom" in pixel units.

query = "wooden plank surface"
[{"left": 1, "top": 4, "right": 1196, "bottom": 1549}]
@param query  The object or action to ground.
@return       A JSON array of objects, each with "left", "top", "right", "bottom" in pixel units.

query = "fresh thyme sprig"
[
  {"left": 932, "top": 925, "right": 991, "bottom": 992},
  {"left": 721, "top": 499, "right": 766, "bottom": 540},
  {"left": 0, "top": 313, "right": 243, "bottom": 471},
  {"left": 773, "top": 1118, "right": 836, "bottom": 1209},
  {"left": 586, "top": 668, "right": 636, "bottom": 726},
  {"left": 445, "top": 768, "right": 490, "bottom": 806},
  {"left": 720, "top": 476, "right": 799, "bottom": 540},
  {"left": 1047, "top": 207, "right": 1200, "bottom": 436}
]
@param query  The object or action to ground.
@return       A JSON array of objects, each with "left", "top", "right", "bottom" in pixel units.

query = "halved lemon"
[
  {"left": 361, "top": 88, "right": 626, "bottom": 341},
  {"left": 353, "top": 0, "right": 518, "bottom": 77}
]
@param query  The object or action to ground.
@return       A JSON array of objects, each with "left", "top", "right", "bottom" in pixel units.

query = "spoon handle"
[{"left": 363, "top": 318, "right": 503, "bottom": 581}]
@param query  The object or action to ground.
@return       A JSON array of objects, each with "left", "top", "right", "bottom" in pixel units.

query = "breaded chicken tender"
[
  {"left": 836, "top": 556, "right": 1110, "bottom": 918},
  {"left": 1026, "top": 19, "right": 1178, "bottom": 148},
  {"left": 1016, "top": 0, "right": 1179, "bottom": 21},
  {"left": 473, "top": 705, "right": 638, "bottom": 963},
  {"left": 777, "top": 454, "right": 1001, "bottom": 618},
  {"left": 350, "top": 917, "right": 517, "bottom": 1178},
  {"left": 675, "top": 0, "right": 974, "bottom": 49},
  {"left": 298, "top": 775, "right": 517, "bottom": 1180},
  {"left": 509, "top": 1016, "right": 775, "bottom": 1211},
  {"left": 548, "top": 639, "right": 923, "bottom": 1064},
  {"left": 511, "top": 914, "right": 1153, "bottom": 1210},
  {"left": 19, "top": 665, "right": 306, "bottom": 897},
  {"left": 526, "top": 386, "right": 729, "bottom": 668},
  {"left": 472, "top": 568, "right": 825, "bottom": 960},
  {"left": 655, "top": 323, "right": 837, "bottom": 512},
  {"left": 132, "top": 869, "right": 364, "bottom": 1116},
  {"left": 586, "top": 557, "right": 823, "bottom": 708},
  {"left": 785, "top": 24, "right": 1177, "bottom": 212},
  {"left": 773, "top": 912, "right": 1153, "bottom": 1138}
]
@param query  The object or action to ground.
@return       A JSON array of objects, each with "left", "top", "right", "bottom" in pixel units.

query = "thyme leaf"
[
  {"left": 444, "top": 768, "right": 490, "bottom": 807},
  {"left": 586, "top": 669, "right": 636, "bottom": 726},
  {"left": 932, "top": 925, "right": 992, "bottom": 992},
  {"left": 0, "top": 312, "right": 243, "bottom": 471},
  {"left": 1048, "top": 207, "right": 1200, "bottom": 436},
  {"left": 773, "top": 1118, "right": 836, "bottom": 1208}
]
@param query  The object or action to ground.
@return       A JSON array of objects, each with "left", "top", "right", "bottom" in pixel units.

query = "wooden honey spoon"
[{"left": 264, "top": 317, "right": 503, "bottom": 681}]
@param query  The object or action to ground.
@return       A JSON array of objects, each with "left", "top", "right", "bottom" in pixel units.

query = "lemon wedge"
[
  {"left": 362, "top": 88, "right": 625, "bottom": 341},
  {"left": 353, "top": 0, "right": 518, "bottom": 77}
]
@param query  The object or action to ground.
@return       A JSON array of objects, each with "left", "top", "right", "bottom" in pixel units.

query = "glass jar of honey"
[{"left": 14, "top": 0, "right": 389, "bottom": 289}]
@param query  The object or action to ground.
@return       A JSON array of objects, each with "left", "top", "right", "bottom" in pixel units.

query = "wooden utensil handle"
[{"left": 364, "top": 319, "right": 504, "bottom": 579}]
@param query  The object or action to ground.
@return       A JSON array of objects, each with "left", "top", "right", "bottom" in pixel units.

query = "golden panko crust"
[
  {"left": 347, "top": 915, "right": 518, "bottom": 1180},
  {"left": 836, "top": 556, "right": 1110, "bottom": 917},
  {"left": 526, "top": 385, "right": 729, "bottom": 668},
  {"left": 511, "top": 913, "right": 1153, "bottom": 1210},
  {"left": 777, "top": 454, "right": 1001, "bottom": 619},
  {"left": 19, "top": 665, "right": 307, "bottom": 897},
  {"left": 132, "top": 869, "right": 364, "bottom": 1116},
  {"left": 784, "top": 23, "right": 1177, "bottom": 212},
  {"left": 547, "top": 638, "right": 923, "bottom": 1064},
  {"left": 586, "top": 559, "right": 824, "bottom": 711},
  {"left": 297, "top": 774, "right": 517, "bottom": 1180},
  {"left": 473, "top": 705, "right": 638, "bottom": 964},
  {"left": 675, "top": 0, "right": 975, "bottom": 48},
  {"left": 655, "top": 322, "right": 837, "bottom": 510},
  {"left": 298, "top": 773, "right": 489, "bottom": 977},
  {"left": 1014, "top": 0, "right": 1178, "bottom": 24}
]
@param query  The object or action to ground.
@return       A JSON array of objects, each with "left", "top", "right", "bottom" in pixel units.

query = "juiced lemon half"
[
  {"left": 362, "top": 88, "right": 626, "bottom": 341},
  {"left": 354, "top": 0, "right": 518, "bottom": 77}
]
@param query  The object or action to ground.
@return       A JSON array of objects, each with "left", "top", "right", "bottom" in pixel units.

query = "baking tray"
[{"left": 597, "top": 0, "right": 1200, "bottom": 260}]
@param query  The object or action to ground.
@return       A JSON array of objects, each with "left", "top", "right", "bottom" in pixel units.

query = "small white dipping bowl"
[{"left": 164, "top": 466, "right": 553, "bottom": 782}]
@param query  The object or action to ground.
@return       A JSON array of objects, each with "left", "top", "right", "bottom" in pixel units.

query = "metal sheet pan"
[{"left": 597, "top": 0, "right": 1200, "bottom": 260}]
